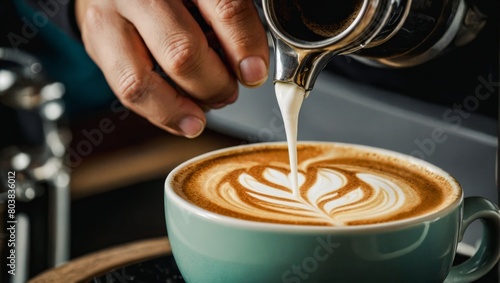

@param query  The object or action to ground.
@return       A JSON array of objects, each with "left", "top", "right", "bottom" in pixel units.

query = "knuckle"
[
  {"left": 79, "top": 3, "right": 114, "bottom": 55},
  {"left": 81, "top": 4, "right": 108, "bottom": 32},
  {"left": 230, "top": 30, "right": 259, "bottom": 51},
  {"left": 162, "top": 33, "right": 202, "bottom": 77},
  {"left": 116, "top": 68, "right": 152, "bottom": 103},
  {"left": 215, "top": 0, "right": 248, "bottom": 22},
  {"left": 214, "top": 0, "right": 262, "bottom": 51}
]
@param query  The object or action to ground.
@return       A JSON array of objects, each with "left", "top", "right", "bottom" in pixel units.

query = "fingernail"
[
  {"left": 178, "top": 116, "right": 205, "bottom": 138},
  {"left": 239, "top": 56, "right": 268, "bottom": 87}
]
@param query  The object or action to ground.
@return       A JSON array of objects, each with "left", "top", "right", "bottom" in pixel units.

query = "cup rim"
[{"left": 165, "top": 141, "right": 463, "bottom": 234}]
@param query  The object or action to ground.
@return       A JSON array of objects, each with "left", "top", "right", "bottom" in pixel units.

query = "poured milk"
[
  {"left": 175, "top": 83, "right": 456, "bottom": 226},
  {"left": 275, "top": 82, "right": 306, "bottom": 196}
]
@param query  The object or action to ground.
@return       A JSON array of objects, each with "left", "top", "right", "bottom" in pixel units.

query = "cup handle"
[{"left": 445, "top": 197, "right": 500, "bottom": 283}]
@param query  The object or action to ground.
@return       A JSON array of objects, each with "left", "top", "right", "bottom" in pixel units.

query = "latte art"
[
  {"left": 173, "top": 143, "right": 459, "bottom": 226},
  {"left": 232, "top": 167, "right": 412, "bottom": 226}
]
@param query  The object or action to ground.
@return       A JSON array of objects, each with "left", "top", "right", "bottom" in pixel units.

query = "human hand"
[{"left": 75, "top": 0, "right": 269, "bottom": 138}]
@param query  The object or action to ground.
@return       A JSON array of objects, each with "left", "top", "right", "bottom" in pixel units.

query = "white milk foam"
[
  {"left": 275, "top": 82, "right": 305, "bottom": 196},
  {"left": 174, "top": 143, "right": 455, "bottom": 226},
  {"left": 236, "top": 166, "right": 409, "bottom": 226}
]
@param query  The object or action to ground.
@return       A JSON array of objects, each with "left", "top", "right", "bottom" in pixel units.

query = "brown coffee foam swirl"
[{"left": 173, "top": 144, "right": 458, "bottom": 226}]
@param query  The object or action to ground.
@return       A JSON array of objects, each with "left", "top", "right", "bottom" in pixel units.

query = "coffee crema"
[
  {"left": 275, "top": 0, "right": 364, "bottom": 41},
  {"left": 173, "top": 143, "right": 459, "bottom": 226}
]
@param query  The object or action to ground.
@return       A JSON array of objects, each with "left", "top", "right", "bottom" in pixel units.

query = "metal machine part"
[
  {"left": 262, "top": 0, "right": 487, "bottom": 93},
  {"left": 0, "top": 48, "right": 70, "bottom": 280}
]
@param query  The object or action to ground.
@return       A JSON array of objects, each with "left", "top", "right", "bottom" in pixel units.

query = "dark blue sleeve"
[{"left": 22, "top": 0, "right": 81, "bottom": 40}]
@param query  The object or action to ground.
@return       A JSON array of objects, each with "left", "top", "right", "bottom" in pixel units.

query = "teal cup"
[{"left": 164, "top": 142, "right": 500, "bottom": 283}]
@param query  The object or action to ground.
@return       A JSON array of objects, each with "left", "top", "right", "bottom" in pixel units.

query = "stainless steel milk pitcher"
[{"left": 261, "top": 0, "right": 487, "bottom": 93}]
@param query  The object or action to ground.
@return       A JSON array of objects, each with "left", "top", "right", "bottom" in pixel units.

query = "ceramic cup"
[{"left": 164, "top": 142, "right": 500, "bottom": 283}]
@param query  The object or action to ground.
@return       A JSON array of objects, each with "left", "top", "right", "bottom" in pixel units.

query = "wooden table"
[{"left": 29, "top": 237, "right": 171, "bottom": 283}]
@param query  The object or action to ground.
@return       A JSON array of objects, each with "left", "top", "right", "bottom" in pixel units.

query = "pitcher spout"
[{"left": 273, "top": 38, "right": 336, "bottom": 96}]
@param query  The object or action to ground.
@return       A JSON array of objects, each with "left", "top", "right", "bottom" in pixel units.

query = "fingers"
[
  {"left": 194, "top": 0, "right": 270, "bottom": 87},
  {"left": 118, "top": 0, "right": 239, "bottom": 106},
  {"left": 79, "top": 3, "right": 206, "bottom": 138},
  {"left": 75, "top": 0, "right": 269, "bottom": 138}
]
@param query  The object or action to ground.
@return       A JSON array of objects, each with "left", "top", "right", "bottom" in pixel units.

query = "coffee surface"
[
  {"left": 275, "top": 0, "right": 363, "bottom": 41},
  {"left": 173, "top": 143, "right": 459, "bottom": 226},
  {"left": 295, "top": 0, "right": 363, "bottom": 38}
]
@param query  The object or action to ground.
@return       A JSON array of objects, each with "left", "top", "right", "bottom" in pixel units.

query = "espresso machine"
[{"left": 0, "top": 48, "right": 71, "bottom": 282}]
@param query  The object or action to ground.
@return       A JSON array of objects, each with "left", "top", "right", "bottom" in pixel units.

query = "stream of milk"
[{"left": 274, "top": 82, "right": 306, "bottom": 196}]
